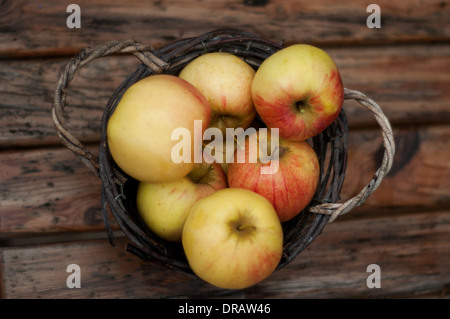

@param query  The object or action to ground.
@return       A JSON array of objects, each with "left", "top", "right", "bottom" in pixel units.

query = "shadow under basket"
[{"left": 52, "top": 29, "right": 395, "bottom": 278}]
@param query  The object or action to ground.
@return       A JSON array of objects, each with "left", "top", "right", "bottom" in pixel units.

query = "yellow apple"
[
  {"left": 107, "top": 74, "right": 211, "bottom": 183},
  {"left": 136, "top": 159, "right": 227, "bottom": 242},
  {"left": 182, "top": 188, "right": 283, "bottom": 289},
  {"left": 252, "top": 44, "right": 344, "bottom": 141},
  {"left": 179, "top": 52, "right": 256, "bottom": 135}
]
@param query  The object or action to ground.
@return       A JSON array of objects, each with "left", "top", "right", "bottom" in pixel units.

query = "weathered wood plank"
[
  {"left": 334, "top": 43, "right": 450, "bottom": 128},
  {"left": 1, "top": 0, "right": 449, "bottom": 58},
  {"left": 1, "top": 209, "right": 449, "bottom": 298},
  {"left": 0, "top": 145, "right": 110, "bottom": 238},
  {"left": 0, "top": 55, "right": 140, "bottom": 149},
  {"left": 1, "top": 124, "right": 449, "bottom": 237},
  {"left": 1, "top": 0, "right": 448, "bottom": 302},
  {"left": 1, "top": 44, "right": 449, "bottom": 148},
  {"left": 340, "top": 124, "right": 450, "bottom": 218},
  {"left": 255, "top": 209, "right": 450, "bottom": 298}
]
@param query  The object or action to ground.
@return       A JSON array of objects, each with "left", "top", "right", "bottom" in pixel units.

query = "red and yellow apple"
[
  {"left": 252, "top": 44, "right": 344, "bottom": 141},
  {"left": 182, "top": 187, "right": 283, "bottom": 289},
  {"left": 179, "top": 52, "right": 256, "bottom": 134},
  {"left": 107, "top": 74, "right": 211, "bottom": 183},
  {"left": 136, "top": 159, "right": 227, "bottom": 242},
  {"left": 227, "top": 129, "right": 320, "bottom": 222}
]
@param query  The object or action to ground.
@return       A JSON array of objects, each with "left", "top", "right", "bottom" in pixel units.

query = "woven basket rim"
[{"left": 52, "top": 29, "right": 396, "bottom": 275}]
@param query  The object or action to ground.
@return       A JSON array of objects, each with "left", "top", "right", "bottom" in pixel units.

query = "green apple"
[
  {"left": 136, "top": 159, "right": 227, "bottom": 242},
  {"left": 182, "top": 187, "right": 283, "bottom": 289},
  {"left": 252, "top": 44, "right": 344, "bottom": 141},
  {"left": 107, "top": 74, "right": 211, "bottom": 183},
  {"left": 179, "top": 52, "right": 256, "bottom": 135}
]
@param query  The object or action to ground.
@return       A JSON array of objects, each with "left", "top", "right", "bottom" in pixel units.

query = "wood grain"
[
  {"left": 1, "top": 0, "right": 449, "bottom": 58},
  {"left": 1, "top": 0, "right": 449, "bottom": 300},
  {"left": 340, "top": 124, "right": 450, "bottom": 218},
  {"left": 334, "top": 44, "right": 450, "bottom": 128},
  {"left": 1, "top": 125, "right": 449, "bottom": 237},
  {"left": 1, "top": 209, "right": 449, "bottom": 298},
  {"left": 0, "top": 55, "right": 140, "bottom": 149},
  {"left": 0, "top": 146, "right": 109, "bottom": 238},
  {"left": 258, "top": 209, "right": 450, "bottom": 299},
  {"left": 1, "top": 44, "right": 449, "bottom": 149}
]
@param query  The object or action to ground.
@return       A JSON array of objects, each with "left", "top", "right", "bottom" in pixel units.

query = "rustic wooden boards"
[
  {"left": 1, "top": 0, "right": 450, "bottom": 299},
  {"left": 1, "top": 0, "right": 449, "bottom": 57},
  {"left": 2, "top": 209, "right": 449, "bottom": 298},
  {"left": 1, "top": 125, "right": 449, "bottom": 237},
  {"left": 1, "top": 44, "right": 449, "bottom": 149},
  {"left": 0, "top": 146, "right": 106, "bottom": 237},
  {"left": 0, "top": 55, "right": 140, "bottom": 148}
]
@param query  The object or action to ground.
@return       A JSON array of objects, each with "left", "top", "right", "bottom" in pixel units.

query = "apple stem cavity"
[
  {"left": 277, "top": 145, "right": 287, "bottom": 158},
  {"left": 191, "top": 163, "right": 214, "bottom": 184},
  {"left": 259, "top": 144, "right": 286, "bottom": 164},
  {"left": 221, "top": 115, "right": 244, "bottom": 151},
  {"left": 296, "top": 101, "right": 306, "bottom": 114},
  {"left": 236, "top": 224, "right": 256, "bottom": 232},
  {"left": 221, "top": 114, "right": 231, "bottom": 129},
  {"left": 270, "top": 145, "right": 280, "bottom": 161}
]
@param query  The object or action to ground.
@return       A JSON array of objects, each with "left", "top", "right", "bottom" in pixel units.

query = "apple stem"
[
  {"left": 193, "top": 163, "right": 214, "bottom": 183},
  {"left": 202, "top": 142, "right": 224, "bottom": 154},
  {"left": 235, "top": 136, "right": 244, "bottom": 151},
  {"left": 237, "top": 224, "right": 256, "bottom": 232},
  {"left": 296, "top": 101, "right": 306, "bottom": 114}
]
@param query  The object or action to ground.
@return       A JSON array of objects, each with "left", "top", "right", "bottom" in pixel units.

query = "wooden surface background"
[{"left": 1, "top": 0, "right": 449, "bottom": 299}]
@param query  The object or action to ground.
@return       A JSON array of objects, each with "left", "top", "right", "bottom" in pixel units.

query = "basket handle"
[
  {"left": 52, "top": 39, "right": 169, "bottom": 178},
  {"left": 309, "top": 88, "right": 396, "bottom": 222}
]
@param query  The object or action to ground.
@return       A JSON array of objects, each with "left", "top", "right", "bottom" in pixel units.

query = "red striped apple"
[
  {"left": 182, "top": 187, "right": 283, "bottom": 289},
  {"left": 252, "top": 44, "right": 344, "bottom": 141},
  {"left": 227, "top": 129, "right": 320, "bottom": 222}
]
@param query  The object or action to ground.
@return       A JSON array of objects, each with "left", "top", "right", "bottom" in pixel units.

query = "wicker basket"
[{"left": 52, "top": 29, "right": 395, "bottom": 277}]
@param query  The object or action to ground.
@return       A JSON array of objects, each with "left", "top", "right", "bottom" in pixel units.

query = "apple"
[
  {"left": 182, "top": 187, "right": 283, "bottom": 289},
  {"left": 202, "top": 135, "right": 237, "bottom": 175},
  {"left": 179, "top": 52, "right": 257, "bottom": 135},
  {"left": 136, "top": 158, "right": 227, "bottom": 242},
  {"left": 227, "top": 129, "right": 320, "bottom": 222},
  {"left": 107, "top": 74, "right": 211, "bottom": 183},
  {"left": 251, "top": 44, "right": 344, "bottom": 141}
]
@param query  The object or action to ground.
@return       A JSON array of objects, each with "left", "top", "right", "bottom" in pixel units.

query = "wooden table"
[{"left": 1, "top": 0, "right": 450, "bottom": 299}]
